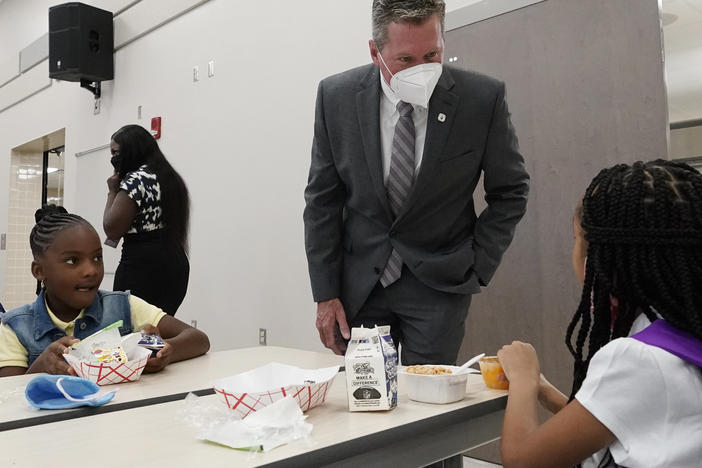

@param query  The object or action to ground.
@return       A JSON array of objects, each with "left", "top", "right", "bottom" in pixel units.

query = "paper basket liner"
[
  {"left": 214, "top": 381, "right": 333, "bottom": 419},
  {"left": 213, "top": 362, "right": 338, "bottom": 419},
  {"left": 64, "top": 345, "right": 151, "bottom": 386}
]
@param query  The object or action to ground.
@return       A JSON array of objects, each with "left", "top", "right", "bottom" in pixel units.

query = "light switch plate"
[
  {"left": 208, "top": 60, "right": 215, "bottom": 77},
  {"left": 0, "top": 233, "right": 5, "bottom": 250},
  {"left": 193, "top": 66, "right": 200, "bottom": 82}
]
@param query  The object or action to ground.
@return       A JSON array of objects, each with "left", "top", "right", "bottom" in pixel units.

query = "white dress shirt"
[{"left": 379, "top": 74, "right": 428, "bottom": 185}]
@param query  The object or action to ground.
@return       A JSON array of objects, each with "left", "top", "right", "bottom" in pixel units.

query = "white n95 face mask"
[{"left": 378, "top": 52, "right": 442, "bottom": 107}]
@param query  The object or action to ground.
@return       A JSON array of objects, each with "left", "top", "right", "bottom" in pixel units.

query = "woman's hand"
[
  {"left": 107, "top": 173, "right": 121, "bottom": 194},
  {"left": 497, "top": 341, "right": 540, "bottom": 387},
  {"left": 27, "top": 336, "right": 78, "bottom": 375},
  {"left": 103, "top": 186, "right": 138, "bottom": 240}
]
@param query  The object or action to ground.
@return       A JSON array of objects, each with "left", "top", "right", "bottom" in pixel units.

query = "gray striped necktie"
[{"left": 380, "top": 100, "right": 415, "bottom": 288}]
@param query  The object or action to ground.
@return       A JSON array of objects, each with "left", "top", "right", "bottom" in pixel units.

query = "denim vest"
[{"left": 1, "top": 290, "right": 133, "bottom": 367}]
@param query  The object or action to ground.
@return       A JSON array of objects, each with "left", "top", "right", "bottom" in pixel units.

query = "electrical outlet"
[
  {"left": 259, "top": 328, "right": 267, "bottom": 346},
  {"left": 193, "top": 65, "right": 199, "bottom": 82},
  {"left": 190, "top": 320, "right": 198, "bottom": 329},
  {"left": 93, "top": 98, "right": 101, "bottom": 115}
]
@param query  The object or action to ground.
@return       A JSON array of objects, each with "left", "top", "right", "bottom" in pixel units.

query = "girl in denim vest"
[
  {"left": 497, "top": 160, "right": 702, "bottom": 468},
  {"left": 0, "top": 205, "right": 209, "bottom": 377}
]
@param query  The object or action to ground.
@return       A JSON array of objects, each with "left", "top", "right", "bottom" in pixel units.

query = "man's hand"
[
  {"left": 27, "top": 336, "right": 78, "bottom": 375},
  {"left": 316, "top": 298, "right": 350, "bottom": 355}
]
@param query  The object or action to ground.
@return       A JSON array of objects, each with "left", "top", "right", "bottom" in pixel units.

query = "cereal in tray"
[{"left": 406, "top": 365, "right": 452, "bottom": 375}]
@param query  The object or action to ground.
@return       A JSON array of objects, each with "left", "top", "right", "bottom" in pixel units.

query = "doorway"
[{"left": 3, "top": 129, "right": 65, "bottom": 310}]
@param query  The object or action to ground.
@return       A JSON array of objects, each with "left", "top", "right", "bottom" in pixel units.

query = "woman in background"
[{"left": 104, "top": 124, "right": 190, "bottom": 316}]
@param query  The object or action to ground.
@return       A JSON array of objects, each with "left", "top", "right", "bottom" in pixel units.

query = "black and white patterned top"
[{"left": 120, "top": 164, "right": 164, "bottom": 233}]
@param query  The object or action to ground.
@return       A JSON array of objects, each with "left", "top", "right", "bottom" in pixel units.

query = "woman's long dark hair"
[
  {"left": 566, "top": 160, "right": 702, "bottom": 399},
  {"left": 111, "top": 125, "right": 190, "bottom": 250}
]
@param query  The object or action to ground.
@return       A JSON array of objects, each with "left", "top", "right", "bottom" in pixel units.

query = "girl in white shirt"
[{"left": 497, "top": 160, "right": 702, "bottom": 468}]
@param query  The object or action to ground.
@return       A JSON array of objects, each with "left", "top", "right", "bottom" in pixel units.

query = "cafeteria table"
[
  {"left": 0, "top": 346, "right": 343, "bottom": 430},
  {"left": 0, "top": 347, "right": 507, "bottom": 467}
]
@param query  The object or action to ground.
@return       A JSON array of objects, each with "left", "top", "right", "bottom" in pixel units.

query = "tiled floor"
[{"left": 463, "top": 456, "right": 502, "bottom": 468}]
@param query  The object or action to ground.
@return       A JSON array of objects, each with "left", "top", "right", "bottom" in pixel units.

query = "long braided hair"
[
  {"left": 566, "top": 160, "right": 702, "bottom": 399},
  {"left": 30, "top": 205, "right": 91, "bottom": 258},
  {"left": 111, "top": 125, "right": 190, "bottom": 251}
]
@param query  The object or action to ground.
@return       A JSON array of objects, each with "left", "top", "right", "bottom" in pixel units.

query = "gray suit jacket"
[{"left": 304, "top": 64, "right": 529, "bottom": 319}]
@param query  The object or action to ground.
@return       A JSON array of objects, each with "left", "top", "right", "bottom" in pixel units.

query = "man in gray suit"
[{"left": 304, "top": 0, "right": 529, "bottom": 365}]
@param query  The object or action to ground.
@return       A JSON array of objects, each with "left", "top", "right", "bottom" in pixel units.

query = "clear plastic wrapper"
[{"left": 179, "top": 393, "right": 313, "bottom": 453}]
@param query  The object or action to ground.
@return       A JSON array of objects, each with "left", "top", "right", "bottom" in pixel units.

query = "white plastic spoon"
[{"left": 455, "top": 352, "right": 485, "bottom": 375}]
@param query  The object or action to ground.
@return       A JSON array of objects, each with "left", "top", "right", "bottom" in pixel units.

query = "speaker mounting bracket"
[{"left": 80, "top": 79, "right": 101, "bottom": 99}]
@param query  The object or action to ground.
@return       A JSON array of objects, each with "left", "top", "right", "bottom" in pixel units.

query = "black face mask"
[{"left": 110, "top": 155, "right": 122, "bottom": 172}]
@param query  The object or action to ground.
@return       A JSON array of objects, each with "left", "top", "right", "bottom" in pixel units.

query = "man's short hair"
[{"left": 372, "top": 0, "right": 446, "bottom": 51}]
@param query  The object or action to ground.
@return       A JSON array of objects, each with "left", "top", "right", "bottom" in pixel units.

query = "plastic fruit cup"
[
  {"left": 400, "top": 365, "right": 468, "bottom": 404},
  {"left": 478, "top": 356, "right": 509, "bottom": 390}
]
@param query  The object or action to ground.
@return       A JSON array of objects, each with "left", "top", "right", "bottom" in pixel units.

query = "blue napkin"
[{"left": 25, "top": 374, "right": 116, "bottom": 409}]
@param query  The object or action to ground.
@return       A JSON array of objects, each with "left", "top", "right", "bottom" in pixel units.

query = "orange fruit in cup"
[{"left": 479, "top": 356, "right": 509, "bottom": 390}]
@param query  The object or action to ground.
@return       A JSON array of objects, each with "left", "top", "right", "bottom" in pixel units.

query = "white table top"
[
  {"left": 0, "top": 346, "right": 344, "bottom": 428},
  {"left": 1, "top": 368, "right": 507, "bottom": 467}
]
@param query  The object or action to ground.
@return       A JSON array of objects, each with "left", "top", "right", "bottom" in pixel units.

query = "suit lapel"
[
  {"left": 396, "top": 68, "right": 458, "bottom": 221},
  {"left": 357, "top": 66, "right": 393, "bottom": 220}
]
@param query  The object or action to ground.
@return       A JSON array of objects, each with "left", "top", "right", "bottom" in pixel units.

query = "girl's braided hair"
[
  {"left": 30, "top": 205, "right": 91, "bottom": 257},
  {"left": 566, "top": 159, "right": 702, "bottom": 398}
]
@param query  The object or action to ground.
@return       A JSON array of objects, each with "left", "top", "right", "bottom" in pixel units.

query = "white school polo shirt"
[{"left": 577, "top": 316, "right": 702, "bottom": 468}]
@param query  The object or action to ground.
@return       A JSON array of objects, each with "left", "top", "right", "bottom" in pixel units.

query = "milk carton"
[{"left": 345, "top": 325, "right": 398, "bottom": 411}]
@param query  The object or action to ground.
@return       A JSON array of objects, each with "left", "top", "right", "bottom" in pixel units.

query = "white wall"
[
  {"left": 670, "top": 124, "right": 702, "bottom": 158},
  {"left": 0, "top": 0, "right": 51, "bottom": 55}
]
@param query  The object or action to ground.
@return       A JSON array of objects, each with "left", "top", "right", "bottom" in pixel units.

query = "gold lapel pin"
[{"left": 438, "top": 113, "right": 446, "bottom": 122}]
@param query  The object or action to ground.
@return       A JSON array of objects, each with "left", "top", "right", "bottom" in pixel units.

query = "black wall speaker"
[{"left": 49, "top": 2, "right": 114, "bottom": 82}]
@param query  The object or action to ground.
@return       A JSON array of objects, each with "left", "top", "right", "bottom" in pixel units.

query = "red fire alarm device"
[{"left": 151, "top": 117, "right": 161, "bottom": 139}]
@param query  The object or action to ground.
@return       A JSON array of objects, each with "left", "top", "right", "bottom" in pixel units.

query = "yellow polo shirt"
[{"left": 0, "top": 295, "right": 165, "bottom": 369}]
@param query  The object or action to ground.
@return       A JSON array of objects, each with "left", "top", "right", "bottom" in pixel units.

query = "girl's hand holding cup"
[{"left": 497, "top": 341, "right": 540, "bottom": 387}]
